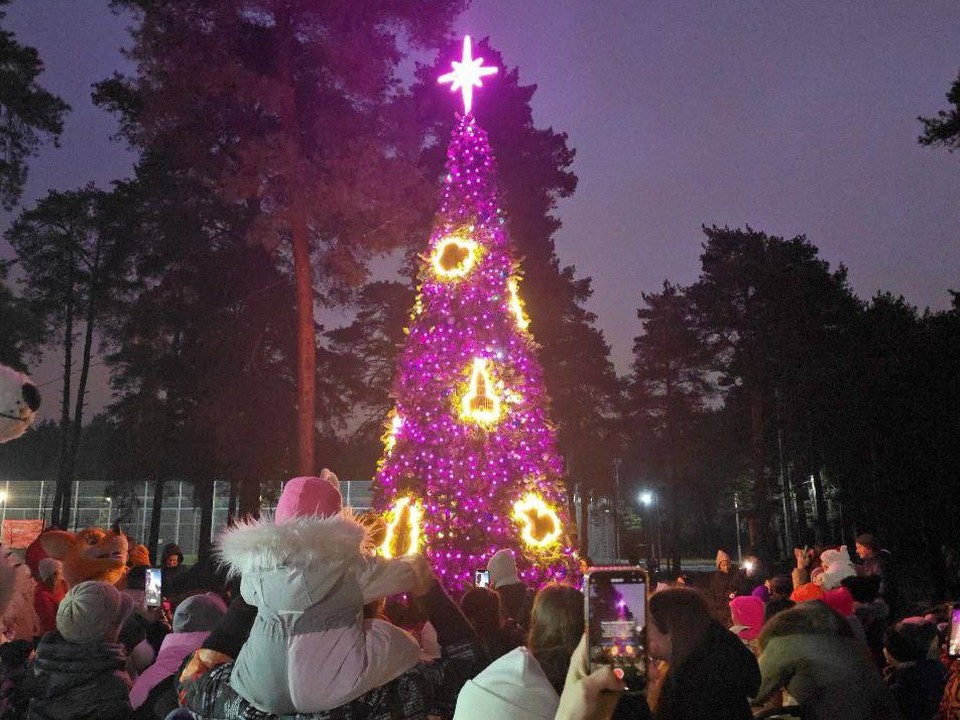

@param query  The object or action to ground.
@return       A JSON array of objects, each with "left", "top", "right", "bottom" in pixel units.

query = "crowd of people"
[{"left": 0, "top": 473, "right": 958, "bottom": 720}]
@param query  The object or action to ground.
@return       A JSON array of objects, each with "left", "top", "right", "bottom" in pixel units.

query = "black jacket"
[
  {"left": 886, "top": 659, "right": 947, "bottom": 720},
  {"left": 655, "top": 622, "right": 761, "bottom": 720},
  {"left": 495, "top": 582, "right": 533, "bottom": 629},
  {"left": 28, "top": 632, "right": 132, "bottom": 720}
]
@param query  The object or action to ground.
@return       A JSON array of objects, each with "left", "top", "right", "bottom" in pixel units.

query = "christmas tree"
[{"left": 374, "top": 37, "right": 579, "bottom": 592}]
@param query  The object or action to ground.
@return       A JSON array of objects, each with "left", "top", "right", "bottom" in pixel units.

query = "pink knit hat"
[
  {"left": 275, "top": 469, "right": 342, "bottom": 524},
  {"left": 729, "top": 595, "right": 765, "bottom": 640}
]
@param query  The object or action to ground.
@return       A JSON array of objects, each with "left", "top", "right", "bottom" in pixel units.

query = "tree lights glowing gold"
[
  {"left": 382, "top": 410, "right": 404, "bottom": 455},
  {"left": 512, "top": 493, "right": 563, "bottom": 549},
  {"left": 507, "top": 277, "right": 530, "bottom": 331},
  {"left": 380, "top": 496, "right": 423, "bottom": 559},
  {"left": 460, "top": 357, "right": 502, "bottom": 426},
  {"left": 430, "top": 231, "right": 480, "bottom": 280}
]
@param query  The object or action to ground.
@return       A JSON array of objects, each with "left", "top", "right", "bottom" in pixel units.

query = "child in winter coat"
[
  {"left": 219, "top": 470, "right": 433, "bottom": 715},
  {"left": 28, "top": 581, "right": 135, "bottom": 720}
]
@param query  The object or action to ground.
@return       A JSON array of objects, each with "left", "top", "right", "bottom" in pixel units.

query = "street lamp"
[
  {"left": 0, "top": 486, "right": 7, "bottom": 544},
  {"left": 638, "top": 490, "right": 661, "bottom": 567},
  {"left": 104, "top": 496, "right": 112, "bottom": 526}
]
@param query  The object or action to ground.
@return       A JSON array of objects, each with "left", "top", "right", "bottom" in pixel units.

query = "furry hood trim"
[{"left": 217, "top": 509, "right": 373, "bottom": 577}]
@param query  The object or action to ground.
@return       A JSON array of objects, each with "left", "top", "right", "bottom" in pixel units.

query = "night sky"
[{"left": 3, "top": 1, "right": 959, "bottom": 407}]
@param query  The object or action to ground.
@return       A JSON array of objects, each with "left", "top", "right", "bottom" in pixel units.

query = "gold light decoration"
[
  {"left": 460, "top": 357, "right": 502, "bottom": 426},
  {"left": 382, "top": 410, "right": 404, "bottom": 455},
  {"left": 507, "top": 277, "right": 530, "bottom": 331},
  {"left": 512, "top": 493, "right": 563, "bottom": 549},
  {"left": 430, "top": 230, "right": 480, "bottom": 280},
  {"left": 380, "top": 496, "right": 423, "bottom": 559}
]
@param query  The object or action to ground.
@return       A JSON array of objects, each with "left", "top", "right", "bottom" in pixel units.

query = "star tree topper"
[{"left": 437, "top": 35, "right": 497, "bottom": 114}]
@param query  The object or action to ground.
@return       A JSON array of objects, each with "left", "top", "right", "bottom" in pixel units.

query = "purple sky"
[{"left": 3, "top": 1, "right": 959, "bottom": 405}]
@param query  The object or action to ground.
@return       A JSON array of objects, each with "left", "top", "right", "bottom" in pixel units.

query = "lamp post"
[
  {"left": 104, "top": 496, "right": 112, "bottom": 526},
  {"left": 733, "top": 492, "right": 743, "bottom": 564},
  {"left": 0, "top": 484, "right": 8, "bottom": 544},
  {"left": 639, "top": 490, "right": 660, "bottom": 567},
  {"left": 613, "top": 459, "right": 622, "bottom": 562}
]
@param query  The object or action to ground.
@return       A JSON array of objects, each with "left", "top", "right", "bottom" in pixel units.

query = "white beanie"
[
  {"left": 487, "top": 549, "right": 520, "bottom": 588},
  {"left": 57, "top": 581, "right": 134, "bottom": 644},
  {"left": 453, "top": 647, "right": 558, "bottom": 720},
  {"left": 716, "top": 549, "right": 732, "bottom": 568}
]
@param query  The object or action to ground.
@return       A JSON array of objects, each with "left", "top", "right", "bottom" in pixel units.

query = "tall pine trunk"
[
  {"left": 750, "top": 388, "right": 772, "bottom": 562},
  {"left": 237, "top": 478, "right": 261, "bottom": 521},
  {"left": 195, "top": 480, "right": 214, "bottom": 563},
  {"left": 670, "top": 479, "right": 682, "bottom": 574},
  {"left": 148, "top": 478, "right": 165, "bottom": 563},
  {"left": 53, "top": 284, "right": 75, "bottom": 527},
  {"left": 64, "top": 253, "right": 102, "bottom": 497},
  {"left": 276, "top": 6, "right": 315, "bottom": 478}
]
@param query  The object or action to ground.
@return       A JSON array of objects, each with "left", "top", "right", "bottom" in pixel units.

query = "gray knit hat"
[
  {"left": 56, "top": 581, "right": 134, "bottom": 644},
  {"left": 173, "top": 592, "right": 227, "bottom": 633}
]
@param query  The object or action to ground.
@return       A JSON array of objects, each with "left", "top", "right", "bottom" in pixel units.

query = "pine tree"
[{"left": 374, "top": 39, "right": 578, "bottom": 591}]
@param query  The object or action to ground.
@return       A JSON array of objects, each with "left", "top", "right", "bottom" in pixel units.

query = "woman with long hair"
[
  {"left": 647, "top": 587, "right": 760, "bottom": 720},
  {"left": 460, "top": 586, "right": 523, "bottom": 662},
  {"left": 454, "top": 583, "right": 584, "bottom": 719}
]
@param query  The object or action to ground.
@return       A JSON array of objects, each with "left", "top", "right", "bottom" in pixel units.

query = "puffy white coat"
[{"left": 218, "top": 512, "right": 422, "bottom": 715}]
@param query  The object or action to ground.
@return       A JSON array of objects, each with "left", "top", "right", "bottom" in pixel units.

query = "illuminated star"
[{"left": 437, "top": 35, "right": 497, "bottom": 114}]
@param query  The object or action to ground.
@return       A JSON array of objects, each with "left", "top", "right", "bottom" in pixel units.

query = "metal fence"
[{"left": 0, "top": 479, "right": 373, "bottom": 559}]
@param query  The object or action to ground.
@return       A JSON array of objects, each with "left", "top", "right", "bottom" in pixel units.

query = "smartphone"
[
  {"left": 949, "top": 603, "right": 960, "bottom": 658},
  {"left": 586, "top": 566, "right": 648, "bottom": 694},
  {"left": 145, "top": 567, "right": 163, "bottom": 607},
  {"left": 474, "top": 570, "right": 490, "bottom": 588}
]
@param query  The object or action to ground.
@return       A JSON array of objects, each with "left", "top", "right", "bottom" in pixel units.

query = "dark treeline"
[{"left": 1, "top": 5, "right": 958, "bottom": 584}]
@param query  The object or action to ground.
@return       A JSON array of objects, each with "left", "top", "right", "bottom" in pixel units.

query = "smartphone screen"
[
  {"left": 949, "top": 604, "right": 960, "bottom": 657},
  {"left": 586, "top": 567, "right": 648, "bottom": 693},
  {"left": 145, "top": 568, "right": 163, "bottom": 607},
  {"left": 474, "top": 570, "right": 490, "bottom": 588}
]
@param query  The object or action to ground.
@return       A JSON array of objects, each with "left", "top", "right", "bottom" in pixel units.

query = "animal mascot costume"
[
  {"left": 0, "top": 364, "right": 42, "bottom": 641},
  {"left": 40, "top": 527, "right": 130, "bottom": 588},
  {"left": 0, "top": 364, "right": 40, "bottom": 445}
]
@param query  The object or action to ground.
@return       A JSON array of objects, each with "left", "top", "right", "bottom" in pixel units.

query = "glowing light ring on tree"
[
  {"left": 512, "top": 493, "right": 563, "bottom": 549},
  {"left": 431, "top": 231, "right": 481, "bottom": 280},
  {"left": 507, "top": 277, "right": 530, "bottom": 331},
  {"left": 380, "top": 495, "right": 423, "bottom": 559},
  {"left": 459, "top": 357, "right": 502, "bottom": 426}
]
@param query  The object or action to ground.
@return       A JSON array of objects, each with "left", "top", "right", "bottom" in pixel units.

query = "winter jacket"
[
  {"left": 940, "top": 658, "right": 960, "bottom": 720},
  {"left": 33, "top": 584, "right": 65, "bottom": 636},
  {"left": 707, "top": 570, "right": 746, "bottom": 626},
  {"left": 495, "top": 582, "right": 533, "bottom": 629},
  {"left": 218, "top": 512, "right": 424, "bottom": 714},
  {"left": 27, "top": 631, "right": 132, "bottom": 720},
  {"left": 655, "top": 622, "right": 760, "bottom": 720},
  {"left": 453, "top": 646, "right": 558, "bottom": 720},
  {"left": 180, "top": 581, "right": 487, "bottom": 720},
  {"left": 885, "top": 659, "right": 946, "bottom": 720},
  {"left": 130, "top": 630, "right": 209, "bottom": 709},
  {"left": 755, "top": 634, "right": 902, "bottom": 720}
]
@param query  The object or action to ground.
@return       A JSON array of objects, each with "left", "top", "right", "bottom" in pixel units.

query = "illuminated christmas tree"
[{"left": 374, "top": 37, "right": 579, "bottom": 591}]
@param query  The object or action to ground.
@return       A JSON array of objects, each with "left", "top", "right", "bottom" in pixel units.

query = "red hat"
[
  {"left": 822, "top": 587, "right": 855, "bottom": 617},
  {"left": 275, "top": 470, "right": 342, "bottom": 524}
]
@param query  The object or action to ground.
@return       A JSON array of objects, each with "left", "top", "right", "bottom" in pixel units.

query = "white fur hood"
[{"left": 217, "top": 512, "right": 371, "bottom": 612}]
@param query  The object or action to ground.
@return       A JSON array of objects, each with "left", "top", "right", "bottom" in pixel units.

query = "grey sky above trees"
[{"left": 2, "top": 0, "right": 959, "bottom": 407}]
